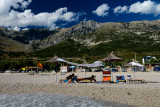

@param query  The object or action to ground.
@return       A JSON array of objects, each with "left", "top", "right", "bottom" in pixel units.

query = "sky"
[{"left": 1, "top": 0, "right": 160, "bottom": 31}]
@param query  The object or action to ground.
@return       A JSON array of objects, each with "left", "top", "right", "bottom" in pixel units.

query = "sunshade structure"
[
  {"left": 101, "top": 52, "right": 123, "bottom": 82},
  {"left": 46, "top": 56, "right": 103, "bottom": 68},
  {"left": 46, "top": 56, "right": 103, "bottom": 78},
  {"left": 101, "top": 52, "right": 123, "bottom": 62},
  {"left": 125, "top": 62, "right": 144, "bottom": 79},
  {"left": 125, "top": 62, "right": 144, "bottom": 68},
  {"left": 69, "top": 66, "right": 76, "bottom": 72},
  {"left": 45, "top": 56, "right": 67, "bottom": 63},
  {"left": 78, "top": 61, "right": 103, "bottom": 68},
  {"left": 45, "top": 56, "right": 66, "bottom": 83},
  {"left": 125, "top": 62, "right": 144, "bottom": 72}
]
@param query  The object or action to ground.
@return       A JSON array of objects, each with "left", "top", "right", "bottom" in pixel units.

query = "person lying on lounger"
[
  {"left": 76, "top": 75, "right": 97, "bottom": 83},
  {"left": 60, "top": 73, "right": 77, "bottom": 83}
]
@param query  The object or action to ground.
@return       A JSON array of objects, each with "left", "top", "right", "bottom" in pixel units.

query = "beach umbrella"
[
  {"left": 69, "top": 66, "right": 76, "bottom": 72},
  {"left": 69, "top": 66, "right": 76, "bottom": 68},
  {"left": 125, "top": 62, "right": 144, "bottom": 79},
  {"left": 101, "top": 52, "right": 123, "bottom": 82}
]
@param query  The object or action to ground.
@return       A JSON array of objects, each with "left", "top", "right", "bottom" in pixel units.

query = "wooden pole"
[
  {"left": 135, "top": 53, "right": 136, "bottom": 61},
  {"left": 56, "top": 72, "right": 57, "bottom": 83},
  {"left": 85, "top": 68, "right": 86, "bottom": 78},
  {"left": 134, "top": 66, "right": 136, "bottom": 79}
]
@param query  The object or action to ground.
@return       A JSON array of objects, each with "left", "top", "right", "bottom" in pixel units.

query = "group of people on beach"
[
  {"left": 60, "top": 73, "right": 97, "bottom": 83},
  {"left": 60, "top": 73, "right": 77, "bottom": 83}
]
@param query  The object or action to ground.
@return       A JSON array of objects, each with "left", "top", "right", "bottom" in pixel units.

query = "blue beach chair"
[{"left": 116, "top": 75, "right": 126, "bottom": 83}]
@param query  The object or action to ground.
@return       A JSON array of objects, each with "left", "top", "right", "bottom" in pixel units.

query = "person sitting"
[{"left": 60, "top": 73, "right": 76, "bottom": 83}]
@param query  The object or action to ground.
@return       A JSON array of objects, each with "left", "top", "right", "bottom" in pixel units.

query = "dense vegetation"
[
  {"left": 30, "top": 38, "right": 160, "bottom": 61},
  {"left": 1, "top": 38, "right": 160, "bottom": 71},
  {"left": 0, "top": 58, "right": 57, "bottom": 72},
  {"left": 1, "top": 32, "right": 160, "bottom": 71}
]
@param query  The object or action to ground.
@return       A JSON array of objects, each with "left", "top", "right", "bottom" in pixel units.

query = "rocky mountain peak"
[
  {"left": 74, "top": 20, "right": 100, "bottom": 30},
  {"left": 1, "top": 20, "right": 160, "bottom": 53}
]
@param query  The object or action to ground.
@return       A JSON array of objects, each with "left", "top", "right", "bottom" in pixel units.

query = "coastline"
[{"left": 0, "top": 72, "right": 160, "bottom": 107}]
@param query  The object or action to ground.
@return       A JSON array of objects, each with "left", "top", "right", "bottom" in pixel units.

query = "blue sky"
[{"left": 0, "top": 0, "right": 160, "bottom": 30}]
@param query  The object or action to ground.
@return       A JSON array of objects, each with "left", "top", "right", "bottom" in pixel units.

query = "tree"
[{"left": 0, "top": 61, "right": 10, "bottom": 71}]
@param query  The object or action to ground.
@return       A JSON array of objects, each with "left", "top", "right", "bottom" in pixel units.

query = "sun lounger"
[
  {"left": 127, "top": 79, "right": 145, "bottom": 83},
  {"left": 76, "top": 75, "right": 97, "bottom": 83}
]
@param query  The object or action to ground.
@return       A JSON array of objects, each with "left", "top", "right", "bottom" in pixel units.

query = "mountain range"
[{"left": 0, "top": 20, "right": 160, "bottom": 59}]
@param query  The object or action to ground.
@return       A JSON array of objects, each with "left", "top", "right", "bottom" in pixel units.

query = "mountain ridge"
[{"left": 0, "top": 20, "right": 160, "bottom": 58}]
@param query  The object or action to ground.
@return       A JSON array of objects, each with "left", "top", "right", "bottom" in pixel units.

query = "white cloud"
[
  {"left": 114, "top": 6, "right": 128, "bottom": 14},
  {"left": 92, "top": 3, "right": 110, "bottom": 17},
  {"left": 0, "top": 0, "right": 31, "bottom": 16},
  {"left": 0, "top": 0, "right": 81, "bottom": 30},
  {"left": 129, "top": 0, "right": 159, "bottom": 15},
  {"left": 114, "top": 0, "right": 160, "bottom": 16}
]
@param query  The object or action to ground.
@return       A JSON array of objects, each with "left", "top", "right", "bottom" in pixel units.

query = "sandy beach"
[{"left": 0, "top": 72, "right": 160, "bottom": 107}]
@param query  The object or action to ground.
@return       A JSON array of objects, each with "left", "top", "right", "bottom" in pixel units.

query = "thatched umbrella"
[
  {"left": 101, "top": 52, "right": 123, "bottom": 62},
  {"left": 101, "top": 52, "right": 123, "bottom": 82}
]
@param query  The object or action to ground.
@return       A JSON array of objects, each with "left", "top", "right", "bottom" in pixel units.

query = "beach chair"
[
  {"left": 103, "top": 76, "right": 111, "bottom": 82},
  {"left": 116, "top": 75, "right": 126, "bottom": 83},
  {"left": 76, "top": 75, "right": 97, "bottom": 83},
  {"left": 29, "top": 71, "right": 35, "bottom": 75},
  {"left": 102, "top": 71, "right": 111, "bottom": 82}
]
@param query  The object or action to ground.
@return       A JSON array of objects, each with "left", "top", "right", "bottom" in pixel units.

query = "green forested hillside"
[{"left": 30, "top": 38, "right": 160, "bottom": 62}]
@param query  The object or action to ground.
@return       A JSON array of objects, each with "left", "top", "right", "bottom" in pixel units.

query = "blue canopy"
[{"left": 69, "top": 66, "right": 76, "bottom": 68}]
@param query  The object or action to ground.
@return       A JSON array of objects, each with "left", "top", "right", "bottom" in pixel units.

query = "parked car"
[
  {"left": 81, "top": 68, "right": 92, "bottom": 72},
  {"left": 111, "top": 68, "right": 118, "bottom": 72},
  {"left": 154, "top": 67, "right": 160, "bottom": 71},
  {"left": 5, "top": 70, "right": 12, "bottom": 73},
  {"left": 94, "top": 69, "right": 103, "bottom": 72},
  {"left": 122, "top": 68, "right": 127, "bottom": 72},
  {"left": 104, "top": 68, "right": 118, "bottom": 72}
]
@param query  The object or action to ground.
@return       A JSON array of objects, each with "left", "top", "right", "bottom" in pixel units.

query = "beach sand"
[{"left": 0, "top": 72, "right": 160, "bottom": 107}]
